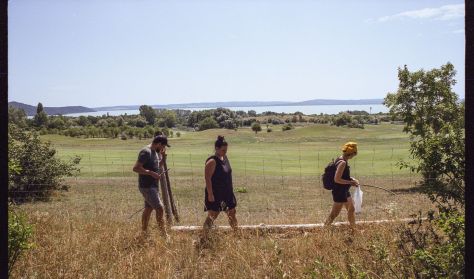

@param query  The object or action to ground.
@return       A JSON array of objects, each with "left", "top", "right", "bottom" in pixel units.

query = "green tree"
[
  {"left": 199, "top": 117, "right": 219, "bottom": 131},
  {"left": 158, "top": 110, "right": 177, "bottom": 128},
  {"left": 47, "top": 117, "right": 65, "bottom": 130},
  {"left": 33, "top": 103, "right": 48, "bottom": 127},
  {"left": 36, "top": 102, "right": 44, "bottom": 114},
  {"left": 8, "top": 106, "right": 28, "bottom": 128},
  {"left": 139, "top": 105, "right": 157, "bottom": 125},
  {"left": 251, "top": 122, "right": 262, "bottom": 134},
  {"left": 77, "top": 115, "right": 89, "bottom": 126},
  {"left": 384, "top": 62, "right": 464, "bottom": 206}
]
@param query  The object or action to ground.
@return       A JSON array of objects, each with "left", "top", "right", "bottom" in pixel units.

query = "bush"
[
  {"left": 242, "top": 118, "right": 257, "bottom": 126},
  {"left": 8, "top": 205, "right": 35, "bottom": 276},
  {"left": 267, "top": 128, "right": 272, "bottom": 133},
  {"left": 347, "top": 120, "right": 365, "bottom": 129},
  {"left": 199, "top": 117, "right": 219, "bottom": 131},
  {"left": 235, "top": 187, "right": 248, "bottom": 193},
  {"left": 332, "top": 113, "right": 352, "bottom": 127},
  {"left": 176, "top": 131, "right": 181, "bottom": 138},
  {"left": 282, "top": 123, "right": 294, "bottom": 131},
  {"left": 251, "top": 122, "right": 262, "bottom": 134},
  {"left": 272, "top": 119, "right": 284, "bottom": 125},
  {"left": 8, "top": 124, "right": 81, "bottom": 202},
  {"left": 396, "top": 209, "right": 464, "bottom": 278}
]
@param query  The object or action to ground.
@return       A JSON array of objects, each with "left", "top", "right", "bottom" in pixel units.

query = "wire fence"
[{"left": 9, "top": 147, "right": 434, "bottom": 226}]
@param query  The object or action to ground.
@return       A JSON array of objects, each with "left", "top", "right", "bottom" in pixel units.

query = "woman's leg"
[
  {"left": 325, "top": 202, "right": 344, "bottom": 226},
  {"left": 344, "top": 197, "right": 356, "bottom": 227},
  {"left": 202, "top": 210, "right": 220, "bottom": 238},
  {"left": 225, "top": 208, "right": 238, "bottom": 231}
]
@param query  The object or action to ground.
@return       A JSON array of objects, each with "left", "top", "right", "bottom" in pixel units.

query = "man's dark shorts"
[
  {"left": 332, "top": 185, "right": 351, "bottom": 203},
  {"left": 139, "top": 187, "right": 163, "bottom": 210}
]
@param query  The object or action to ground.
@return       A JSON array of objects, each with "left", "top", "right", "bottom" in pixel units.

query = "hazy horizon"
[{"left": 9, "top": 1, "right": 465, "bottom": 107}]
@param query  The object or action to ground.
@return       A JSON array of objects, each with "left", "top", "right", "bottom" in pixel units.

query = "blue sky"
[{"left": 9, "top": 0, "right": 465, "bottom": 107}]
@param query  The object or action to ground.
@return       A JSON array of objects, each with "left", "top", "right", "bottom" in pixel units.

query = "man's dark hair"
[{"left": 153, "top": 135, "right": 170, "bottom": 147}]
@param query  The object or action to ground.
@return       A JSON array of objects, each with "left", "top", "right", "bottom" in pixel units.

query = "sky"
[{"left": 8, "top": 0, "right": 465, "bottom": 107}]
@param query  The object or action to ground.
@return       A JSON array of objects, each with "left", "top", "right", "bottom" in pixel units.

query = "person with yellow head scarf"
[{"left": 324, "top": 142, "right": 360, "bottom": 230}]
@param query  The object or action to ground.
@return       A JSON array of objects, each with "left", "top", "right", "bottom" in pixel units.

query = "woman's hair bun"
[{"left": 215, "top": 135, "right": 228, "bottom": 148}]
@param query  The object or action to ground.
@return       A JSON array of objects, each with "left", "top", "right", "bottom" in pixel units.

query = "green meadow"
[
  {"left": 27, "top": 123, "right": 432, "bottom": 227},
  {"left": 43, "top": 122, "right": 413, "bottom": 179}
]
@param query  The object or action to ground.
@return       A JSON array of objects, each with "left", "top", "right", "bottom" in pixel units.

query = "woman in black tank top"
[
  {"left": 324, "top": 142, "right": 360, "bottom": 230},
  {"left": 201, "top": 136, "right": 238, "bottom": 240}
]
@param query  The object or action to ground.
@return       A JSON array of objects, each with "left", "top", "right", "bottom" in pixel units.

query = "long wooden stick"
[
  {"left": 159, "top": 164, "right": 173, "bottom": 225},
  {"left": 360, "top": 184, "right": 397, "bottom": 195},
  {"left": 164, "top": 160, "right": 180, "bottom": 222}
]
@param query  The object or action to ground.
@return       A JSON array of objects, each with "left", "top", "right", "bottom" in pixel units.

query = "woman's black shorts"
[
  {"left": 332, "top": 185, "right": 351, "bottom": 203},
  {"left": 204, "top": 190, "right": 237, "bottom": 212}
]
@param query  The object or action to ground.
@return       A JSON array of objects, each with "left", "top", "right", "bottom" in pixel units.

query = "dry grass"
[
  {"left": 11, "top": 177, "right": 435, "bottom": 278},
  {"left": 13, "top": 208, "right": 415, "bottom": 279}
]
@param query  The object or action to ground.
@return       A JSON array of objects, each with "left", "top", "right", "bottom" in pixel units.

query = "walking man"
[{"left": 132, "top": 135, "right": 170, "bottom": 237}]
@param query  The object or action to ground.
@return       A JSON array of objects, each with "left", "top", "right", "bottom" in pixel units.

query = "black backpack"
[{"left": 322, "top": 158, "right": 345, "bottom": 190}]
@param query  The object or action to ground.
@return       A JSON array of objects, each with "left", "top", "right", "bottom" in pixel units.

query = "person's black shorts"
[
  {"left": 204, "top": 194, "right": 237, "bottom": 212},
  {"left": 332, "top": 185, "right": 351, "bottom": 203}
]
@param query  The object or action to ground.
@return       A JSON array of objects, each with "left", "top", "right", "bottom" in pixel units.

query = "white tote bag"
[{"left": 353, "top": 186, "right": 363, "bottom": 214}]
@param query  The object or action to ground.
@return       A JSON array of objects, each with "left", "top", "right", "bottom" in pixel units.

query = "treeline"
[{"left": 9, "top": 103, "right": 394, "bottom": 138}]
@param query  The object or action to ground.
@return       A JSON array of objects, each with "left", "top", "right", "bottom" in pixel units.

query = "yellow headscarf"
[{"left": 342, "top": 142, "right": 358, "bottom": 155}]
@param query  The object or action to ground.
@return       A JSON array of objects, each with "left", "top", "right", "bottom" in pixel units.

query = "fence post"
[
  {"left": 189, "top": 153, "right": 195, "bottom": 188},
  {"left": 317, "top": 152, "right": 320, "bottom": 187},
  {"left": 299, "top": 146, "right": 302, "bottom": 189},
  {"left": 280, "top": 157, "right": 284, "bottom": 190},
  {"left": 372, "top": 148, "right": 375, "bottom": 187},
  {"left": 103, "top": 148, "right": 110, "bottom": 186},
  {"left": 120, "top": 152, "right": 125, "bottom": 185},
  {"left": 88, "top": 148, "right": 98, "bottom": 215},
  {"left": 244, "top": 149, "right": 248, "bottom": 187},
  {"left": 390, "top": 147, "right": 394, "bottom": 189}
]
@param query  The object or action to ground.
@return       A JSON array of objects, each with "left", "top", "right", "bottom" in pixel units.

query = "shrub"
[
  {"left": 347, "top": 119, "right": 365, "bottom": 129},
  {"left": 332, "top": 113, "right": 352, "bottom": 127},
  {"left": 251, "top": 122, "right": 262, "bottom": 134},
  {"left": 235, "top": 187, "right": 248, "bottom": 193},
  {"left": 396, "top": 209, "right": 464, "bottom": 278},
  {"left": 199, "top": 117, "right": 219, "bottom": 131},
  {"left": 8, "top": 124, "right": 81, "bottom": 202},
  {"left": 272, "top": 119, "right": 283, "bottom": 125},
  {"left": 8, "top": 205, "right": 35, "bottom": 276},
  {"left": 282, "top": 123, "right": 293, "bottom": 131}
]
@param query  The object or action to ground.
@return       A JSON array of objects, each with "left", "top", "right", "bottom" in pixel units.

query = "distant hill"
[
  {"left": 293, "top": 99, "right": 384, "bottom": 106},
  {"left": 8, "top": 102, "right": 96, "bottom": 116},
  {"left": 94, "top": 99, "right": 384, "bottom": 111},
  {"left": 9, "top": 98, "right": 385, "bottom": 116}
]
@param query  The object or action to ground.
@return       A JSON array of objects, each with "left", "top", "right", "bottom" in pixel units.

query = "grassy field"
[
  {"left": 12, "top": 123, "right": 436, "bottom": 278},
  {"left": 43, "top": 123, "right": 412, "bottom": 178}
]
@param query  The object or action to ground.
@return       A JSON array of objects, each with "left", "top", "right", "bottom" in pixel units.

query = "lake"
[{"left": 64, "top": 104, "right": 388, "bottom": 117}]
